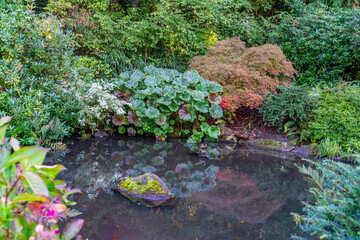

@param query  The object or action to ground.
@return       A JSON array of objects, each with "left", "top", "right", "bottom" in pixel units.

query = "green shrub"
[
  {"left": 45, "top": 0, "right": 278, "bottom": 72},
  {"left": 0, "top": 2, "right": 84, "bottom": 145},
  {"left": 302, "top": 83, "right": 360, "bottom": 153},
  {"left": 110, "top": 67, "right": 223, "bottom": 140},
  {"left": 274, "top": 5, "right": 360, "bottom": 86},
  {"left": 0, "top": 116, "right": 83, "bottom": 239},
  {"left": 260, "top": 86, "right": 315, "bottom": 133},
  {"left": 293, "top": 159, "right": 360, "bottom": 239},
  {"left": 189, "top": 37, "right": 297, "bottom": 112}
]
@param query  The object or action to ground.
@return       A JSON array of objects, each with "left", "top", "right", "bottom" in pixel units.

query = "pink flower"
[{"left": 54, "top": 229, "right": 60, "bottom": 235}]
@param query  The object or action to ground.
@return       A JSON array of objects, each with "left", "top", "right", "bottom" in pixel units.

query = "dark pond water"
[{"left": 46, "top": 137, "right": 313, "bottom": 240}]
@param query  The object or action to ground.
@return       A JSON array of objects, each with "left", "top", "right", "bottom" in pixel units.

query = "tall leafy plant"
[{"left": 0, "top": 116, "right": 84, "bottom": 239}]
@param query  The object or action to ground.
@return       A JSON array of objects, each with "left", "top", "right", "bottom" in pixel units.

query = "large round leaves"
[
  {"left": 145, "top": 107, "right": 160, "bottom": 119},
  {"left": 209, "top": 104, "right": 223, "bottom": 119}
]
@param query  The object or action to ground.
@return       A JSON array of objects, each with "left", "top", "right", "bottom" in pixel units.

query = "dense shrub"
[
  {"left": 293, "top": 159, "right": 360, "bottom": 239},
  {"left": 0, "top": 117, "right": 83, "bottom": 239},
  {"left": 0, "top": 2, "right": 82, "bottom": 145},
  {"left": 189, "top": 37, "right": 297, "bottom": 112},
  {"left": 45, "top": 0, "right": 277, "bottom": 72},
  {"left": 274, "top": 5, "right": 360, "bottom": 86},
  {"left": 260, "top": 86, "right": 315, "bottom": 133},
  {"left": 302, "top": 84, "right": 360, "bottom": 153},
  {"left": 80, "top": 67, "right": 223, "bottom": 141}
]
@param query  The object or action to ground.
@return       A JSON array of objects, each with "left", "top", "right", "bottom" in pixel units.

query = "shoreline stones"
[{"left": 112, "top": 173, "right": 172, "bottom": 207}]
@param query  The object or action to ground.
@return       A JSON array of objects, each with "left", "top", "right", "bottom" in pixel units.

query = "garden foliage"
[
  {"left": 274, "top": 5, "right": 360, "bottom": 85},
  {"left": 260, "top": 86, "right": 315, "bottom": 133},
  {"left": 189, "top": 37, "right": 297, "bottom": 112},
  {"left": 302, "top": 84, "right": 360, "bottom": 153},
  {"left": 0, "top": 117, "right": 83, "bottom": 239},
  {"left": 109, "top": 67, "right": 223, "bottom": 141},
  {"left": 45, "top": 0, "right": 277, "bottom": 72},
  {"left": 0, "top": 2, "right": 81, "bottom": 145},
  {"left": 293, "top": 159, "right": 360, "bottom": 239}
]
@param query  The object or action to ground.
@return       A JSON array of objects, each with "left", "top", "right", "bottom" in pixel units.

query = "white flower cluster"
[{"left": 76, "top": 80, "right": 128, "bottom": 131}]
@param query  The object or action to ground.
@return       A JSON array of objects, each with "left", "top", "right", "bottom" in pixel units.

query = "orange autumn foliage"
[{"left": 189, "top": 36, "right": 297, "bottom": 112}]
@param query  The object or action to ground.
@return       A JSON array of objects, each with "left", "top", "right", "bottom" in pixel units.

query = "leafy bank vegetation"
[{"left": 1, "top": 0, "right": 360, "bottom": 238}]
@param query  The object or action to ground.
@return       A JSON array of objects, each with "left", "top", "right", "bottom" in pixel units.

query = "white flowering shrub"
[{"left": 76, "top": 81, "right": 128, "bottom": 133}]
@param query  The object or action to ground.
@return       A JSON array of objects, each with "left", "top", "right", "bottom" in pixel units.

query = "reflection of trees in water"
[
  {"left": 192, "top": 168, "right": 283, "bottom": 224},
  {"left": 48, "top": 137, "right": 313, "bottom": 239}
]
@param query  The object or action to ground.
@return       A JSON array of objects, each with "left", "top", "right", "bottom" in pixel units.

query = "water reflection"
[{"left": 46, "top": 137, "right": 313, "bottom": 239}]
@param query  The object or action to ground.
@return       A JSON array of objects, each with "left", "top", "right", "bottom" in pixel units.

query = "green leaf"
[
  {"left": 192, "top": 90, "right": 205, "bottom": 101},
  {"left": 125, "top": 79, "right": 138, "bottom": 89},
  {"left": 3, "top": 147, "right": 49, "bottom": 169},
  {"left": 209, "top": 104, "right": 223, "bottom": 119},
  {"left": 200, "top": 122, "right": 210, "bottom": 133},
  {"left": 145, "top": 107, "right": 160, "bottom": 119},
  {"left": 194, "top": 101, "right": 209, "bottom": 113},
  {"left": 207, "top": 81, "right": 223, "bottom": 93},
  {"left": 23, "top": 172, "right": 49, "bottom": 197},
  {"left": 144, "top": 76, "right": 159, "bottom": 86},
  {"left": 62, "top": 219, "right": 84, "bottom": 240},
  {"left": 118, "top": 126, "right": 126, "bottom": 134},
  {"left": 169, "top": 102, "right": 179, "bottom": 112},
  {"left": 208, "top": 93, "right": 222, "bottom": 104},
  {"left": 11, "top": 193, "right": 49, "bottom": 205},
  {"left": 208, "top": 126, "right": 221, "bottom": 139},
  {"left": 187, "top": 132, "right": 204, "bottom": 143},
  {"left": 31, "top": 165, "right": 67, "bottom": 179},
  {"left": 131, "top": 99, "right": 145, "bottom": 110}
]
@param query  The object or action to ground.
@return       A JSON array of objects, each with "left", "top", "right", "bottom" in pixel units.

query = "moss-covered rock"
[{"left": 113, "top": 173, "right": 172, "bottom": 207}]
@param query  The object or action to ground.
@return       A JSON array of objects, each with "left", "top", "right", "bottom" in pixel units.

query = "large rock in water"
[{"left": 113, "top": 173, "right": 172, "bottom": 207}]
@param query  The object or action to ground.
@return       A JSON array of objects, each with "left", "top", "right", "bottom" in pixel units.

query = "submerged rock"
[
  {"left": 112, "top": 173, "right": 172, "bottom": 207},
  {"left": 292, "top": 144, "right": 318, "bottom": 157},
  {"left": 247, "top": 138, "right": 294, "bottom": 152},
  {"left": 94, "top": 130, "right": 109, "bottom": 138}
]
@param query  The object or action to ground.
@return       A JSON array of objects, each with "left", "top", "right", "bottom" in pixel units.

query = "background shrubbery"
[{"left": 273, "top": 4, "right": 360, "bottom": 86}]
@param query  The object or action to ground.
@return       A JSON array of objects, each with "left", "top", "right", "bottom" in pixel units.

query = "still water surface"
[{"left": 46, "top": 137, "right": 312, "bottom": 240}]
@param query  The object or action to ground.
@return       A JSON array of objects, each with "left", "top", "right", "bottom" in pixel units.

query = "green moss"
[{"left": 118, "top": 176, "right": 166, "bottom": 195}]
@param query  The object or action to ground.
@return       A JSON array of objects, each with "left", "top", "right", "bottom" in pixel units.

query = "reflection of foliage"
[{"left": 192, "top": 168, "right": 283, "bottom": 224}]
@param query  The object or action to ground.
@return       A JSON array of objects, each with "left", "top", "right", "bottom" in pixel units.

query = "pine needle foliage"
[{"left": 293, "top": 159, "right": 360, "bottom": 240}]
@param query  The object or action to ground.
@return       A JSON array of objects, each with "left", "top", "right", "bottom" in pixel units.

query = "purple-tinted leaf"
[
  {"left": 208, "top": 93, "right": 222, "bottom": 104},
  {"left": 127, "top": 111, "right": 139, "bottom": 124},
  {"left": 178, "top": 105, "right": 189, "bottom": 120},
  {"left": 62, "top": 219, "right": 84, "bottom": 240},
  {"left": 114, "top": 90, "right": 132, "bottom": 101},
  {"left": 127, "top": 127, "right": 136, "bottom": 137},
  {"left": 112, "top": 114, "right": 125, "bottom": 126},
  {"left": 156, "top": 115, "right": 166, "bottom": 126}
]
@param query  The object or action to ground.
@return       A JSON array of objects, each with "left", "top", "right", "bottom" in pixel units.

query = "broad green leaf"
[
  {"left": 169, "top": 102, "right": 179, "bottom": 112},
  {"left": 23, "top": 171, "right": 49, "bottom": 197},
  {"left": 27, "top": 148, "right": 50, "bottom": 168},
  {"left": 11, "top": 193, "right": 49, "bottom": 205},
  {"left": 32, "top": 164, "right": 67, "bottom": 179},
  {"left": 3, "top": 147, "right": 39, "bottom": 169},
  {"left": 145, "top": 107, "right": 160, "bottom": 119},
  {"left": 207, "top": 82, "right": 223, "bottom": 93},
  {"left": 194, "top": 101, "right": 209, "bottom": 113},
  {"left": 62, "top": 219, "right": 84, "bottom": 240},
  {"left": 200, "top": 122, "right": 210, "bottom": 133},
  {"left": 209, "top": 104, "right": 223, "bottom": 119},
  {"left": 208, "top": 126, "right": 221, "bottom": 139},
  {"left": 131, "top": 99, "right": 145, "bottom": 110},
  {"left": 192, "top": 91, "right": 205, "bottom": 101}
]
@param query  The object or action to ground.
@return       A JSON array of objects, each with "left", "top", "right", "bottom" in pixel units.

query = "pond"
[{"left": 46, "top": 137, "right": 313, "bottom": 240}]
